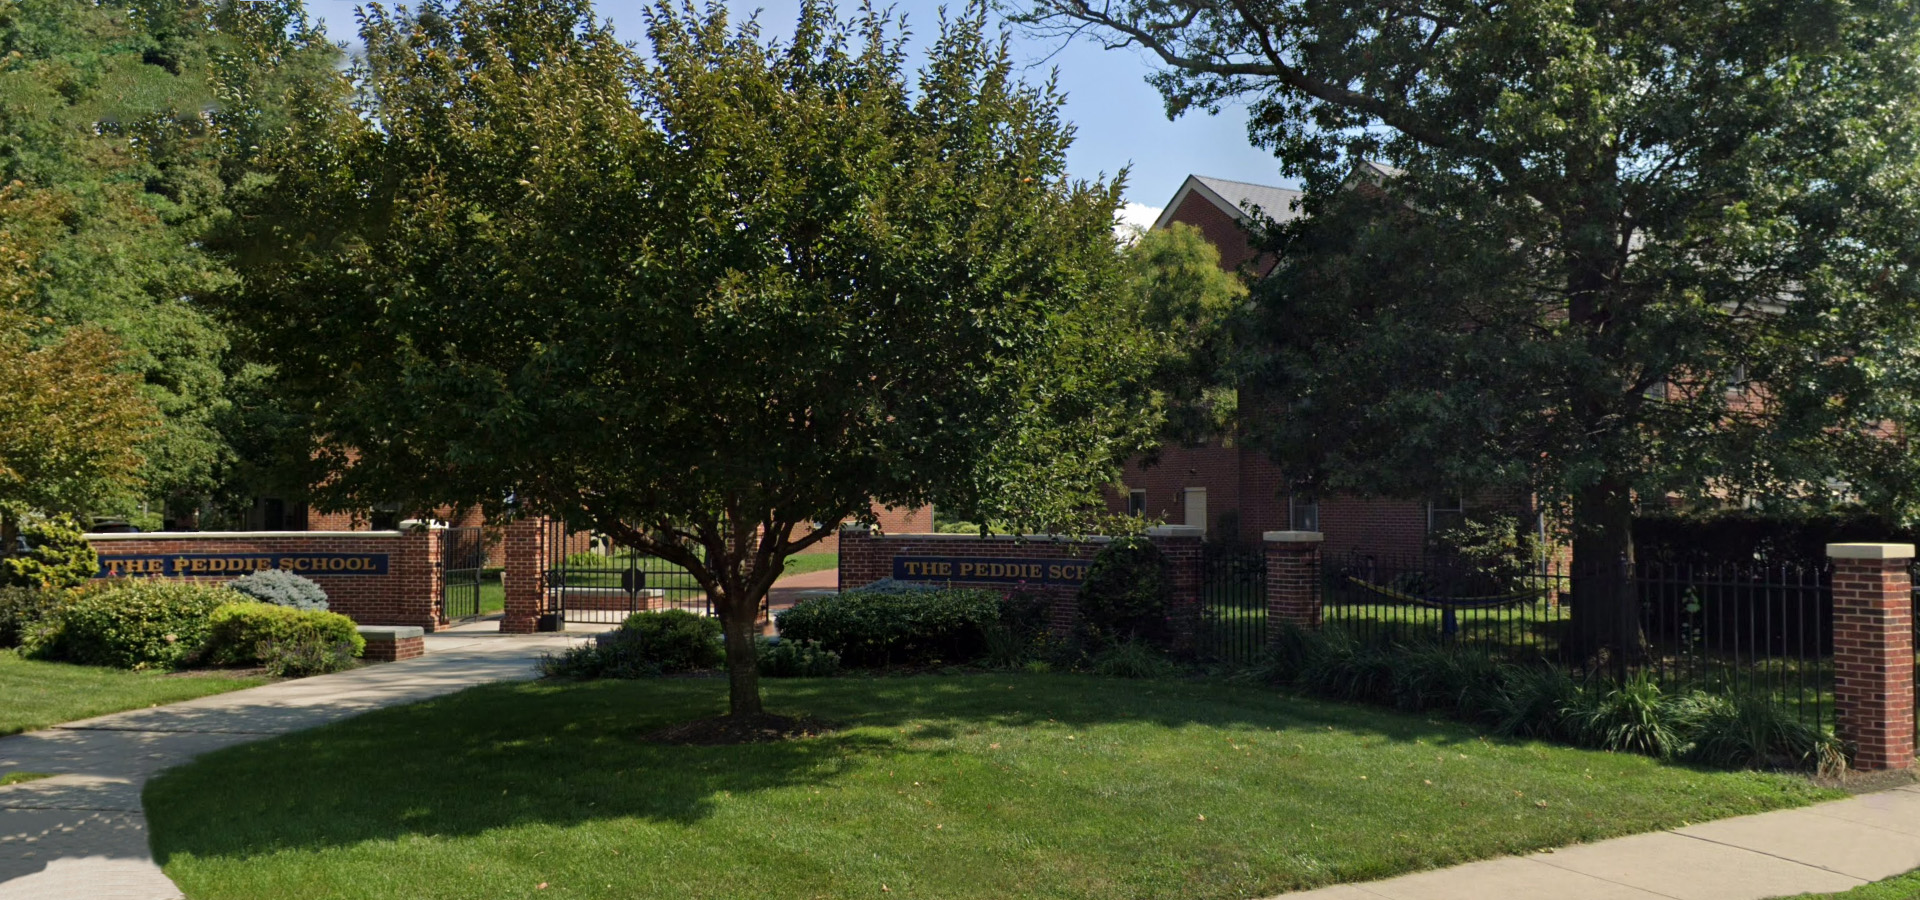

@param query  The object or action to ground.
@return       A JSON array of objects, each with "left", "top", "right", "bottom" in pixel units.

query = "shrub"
[
  {"left": 756, "top": 637, "right": 841, "bottom": 677},
  {"left": 1682, "top": 691, "right": 1845, "bottom": 774},
  {"left": 618, "top": 610, "right": 722, "bottom": 672},
  {"left": 256, "top": 636, "right": 361, "bottom": 677},
  {"left": 1479, "top": 664, "right": 1580, "bottom": 739},
  {"left": 982, "top": 588, "right": 1055, "bottom": 668},
  {"left": 225, "top": 569, "right": 329, "bottom": 611},
  {"left": 1076, "top": 536, "right": 1173, "bottom": 648},
  {"left": 2, "top": 516, "right": 97, "bottom": 590},
  {"left": 1091, "top": 641, "right": 1176, "bottom": 679},
  {"left": 26, "top": 580, "right": 244, "bottom": 670},
  {"left": 539, "top": 639, "right": 664, "bottom": 679},
  {"left": 775, "top": 586, "right": 1001, "bottom": 666},
  {"left": 203, "top": 602, "right": 363, "bottom": 667},
  {"left": 0, "top": 586, "right": 61, "bottom": 649},
  {"left": 1564, "top": 673, "right": 1686, "bottom": 758},
  {"left": 1390, "top": 645, "right": 1502, "bottom": 713}
]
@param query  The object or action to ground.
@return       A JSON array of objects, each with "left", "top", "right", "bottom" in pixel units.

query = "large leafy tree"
[
  {"left": 1032, "top": 0, "right": 1920, "bottom": 658},
  {"left": 0, "top": 0, "right": 338, "bottom": 522},
  {"left": 0, "top": 188, "right": 159, "bottom": 549},
  {"left": 214, "top": 0, "right": 1161, "bottom": 714},
  {"left": 1123, "top": 222, "right": 1245, "bottom": 446}
]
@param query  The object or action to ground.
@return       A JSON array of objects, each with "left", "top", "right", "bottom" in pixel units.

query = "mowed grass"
[
  {"left": 1772, "top": 867, "right": 1920, "bottom": 899},
  {"left": 0, "top": 654, "right": 267, "bottom": 736},
  {"left": 146, "top": 675, "right": 1835, "bottom": 900},
  {"left": 780, "top": 552, "right": 838, "bottom": 578}
]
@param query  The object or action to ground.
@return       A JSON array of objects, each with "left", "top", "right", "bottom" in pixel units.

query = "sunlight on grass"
[{"left": 0, "top": 654, "right": 266, "bottom": 736}]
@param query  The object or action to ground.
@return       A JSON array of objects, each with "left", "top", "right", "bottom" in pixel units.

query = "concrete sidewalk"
[
  {"left": 1277, "top": 784, "right": 1920, "bottom": 900},
  {"left": 0, "top": 629, "right": 583, "bottom": 900}
]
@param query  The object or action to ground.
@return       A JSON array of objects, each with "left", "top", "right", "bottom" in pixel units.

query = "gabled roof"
[{"left": 1151, "top": 175, "right": 1304, "bottom": 231}]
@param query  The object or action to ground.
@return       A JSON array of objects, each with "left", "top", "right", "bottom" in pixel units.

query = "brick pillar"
[
  {"left": 391, "top": 524, "right": 443, "bottom": 632},
  {"left": 1265, "top": 530, "right": 1324, "bottom": 632},
  {"left": 838, "top": 526, "right": 870, "bottom": 589},
  {"left": 1828, "top": 542, "right": 1916, "bottom": 772},
  {"left": 503, "top": 517, "right": 553, "bottom": 634},
  {"left": 1146, "top": 525, "right": 1204, "bottom": 650}
]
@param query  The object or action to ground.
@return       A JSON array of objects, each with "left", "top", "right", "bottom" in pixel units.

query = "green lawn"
[
  {"left": 147, "top": 674, "right": 1833, "bottom": 900},
  {"left": 0, "top": 654, "right": 267, "bottom": 736},
  {"left": 780, "top": 552, "right": 838, "bottom": 578},
  {"left": 1772, "top": 868, "right": 1920, "bottom": 899}
]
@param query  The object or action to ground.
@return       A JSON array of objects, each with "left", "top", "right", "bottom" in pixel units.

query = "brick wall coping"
[
  {"left": 1145, "top": 525, "right": 1203, "bottom": 538},
  {"left": 357, "top": 625, "right": 425, "bottom": 640},
  {"left": 87, "top": 531, "right": 407, "bottom": 541},
  {"left": 1263, "top": 531, "right": 1325, "bottom": 543},
  {"left": 861, "top": 532, "right": 1117, "bottom": 544},
  {"left": 1827, "top": 543, "right": 1916, "bottom": 560}
]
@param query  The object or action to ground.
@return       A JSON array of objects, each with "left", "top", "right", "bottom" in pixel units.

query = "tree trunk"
[
  {"left": 716, "top": 584, "right": 766, "bottom": 717},
  {"left": 1563, "top": 476, "right": 1646, "bottom": 673}
]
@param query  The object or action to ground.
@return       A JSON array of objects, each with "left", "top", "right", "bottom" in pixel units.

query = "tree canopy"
[
  {"left": 0, "top": 0, "right": 338, "bottom": 524},
  {"left": 1032, "top": 0, "right": 1920, "bottom": 657},
  {"left": 215, "top": 0, "right": 1162, "bottom": 713}
]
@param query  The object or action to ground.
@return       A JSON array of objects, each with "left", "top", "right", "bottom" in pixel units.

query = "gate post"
[
  {"left": 1828, "top": 542, "right": 1916, "bottom": 772},
  {"left": 502, "top": 517, "right": 552, "bottom": 634},
  {"left": 1264, "top": 531, "right": 1324, "bottom": 633},
  {"left": 395, "top": 520, "right": 444, "bottom": 631},
  {"left": 1146, "top": 525, "right": 1205, "bottom": 650}
]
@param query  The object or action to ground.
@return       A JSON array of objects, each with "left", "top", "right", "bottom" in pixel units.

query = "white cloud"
[{"left": 1113, "top": 202, "right": 1163, "bottom": 241}]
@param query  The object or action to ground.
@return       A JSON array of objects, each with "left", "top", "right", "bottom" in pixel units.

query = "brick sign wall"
[
  {"left": 838, "top": 527, "right": 1204, "bottom": 637},
  {"left": 85, "top": 530, "right": 445, "bottom": 631}
]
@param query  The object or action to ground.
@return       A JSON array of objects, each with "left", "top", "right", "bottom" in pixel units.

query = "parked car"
[{"left": 86, "top": 518, "right": 141, "bottom": 534}]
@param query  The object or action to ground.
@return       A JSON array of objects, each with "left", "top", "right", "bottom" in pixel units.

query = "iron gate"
[
  {"left": 545, "top": 522, "right": 715, "bottom": 625},
  {"left": 440, "top": 526, "right": 486, "bottom": 620},
  {"left": 1200, "top": 546, "right": 1267, "bottom": 662}
]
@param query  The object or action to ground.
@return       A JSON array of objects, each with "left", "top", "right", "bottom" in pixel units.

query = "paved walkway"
[
  {"left": 0, "top": 628, "right": 583, "bottom": 900},
  {"left": 1276, "top": 783, "right": 1920, "bottom": 899}
]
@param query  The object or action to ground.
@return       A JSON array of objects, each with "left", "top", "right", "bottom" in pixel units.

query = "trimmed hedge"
[
  {"left": 203, "top": 603, "right": 364, "bottom": 667},
  {"left": 25, "top": 580, "right": 246, "bottom": 670},
  {"left": 618, "top": 610, "right": 722, "bottom": 672},
  {"left": 776, "top": 586, "right": 1002, "bottom": 666}
]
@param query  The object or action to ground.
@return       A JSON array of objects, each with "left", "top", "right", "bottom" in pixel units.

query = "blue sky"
[{"left": 299, "top": 0, "right": 1295, "bottom": 222}]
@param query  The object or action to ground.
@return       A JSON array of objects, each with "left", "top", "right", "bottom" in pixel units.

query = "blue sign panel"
[
  {"left": 892, "top": 556, "right": 1092, "bottom": 586},
  {"left": 96, "top": 553, "right": 391, "bottom": 579}
]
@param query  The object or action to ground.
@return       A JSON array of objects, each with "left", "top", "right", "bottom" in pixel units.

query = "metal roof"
[{"left": 1150, "top": 175, "right": 1304, "bottom": 231}]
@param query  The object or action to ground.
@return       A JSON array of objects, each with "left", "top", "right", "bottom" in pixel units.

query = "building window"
[
  {"left": 1289, "top": 490, "right": 1319, "bottom": 532},
  {"left": 1127, "top": 489, "right": 1147, "bottom": 517},
  {"left": 370, "top": 503, "right": 403, "bottom": 531},
  {"left": 1183, "top": 487, "right": 1208, "bottom": 534},
  {"left": 1428, "top": 494, "right": 1465, "bottom": 535},
  {"left": 1726, "top": 364, "right": 1750, "bottom": 396}
]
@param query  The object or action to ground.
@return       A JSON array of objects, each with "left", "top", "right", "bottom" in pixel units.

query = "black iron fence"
[
  {"left": 1319, "top": 551, "right": 1833, "bottom": 730},
  {"left": 440, "top": 526, "right": 486, "bottom": 621},
  {"left": 1198, "top": 546, "right": 1266, "bottom": 663},
  {"left": 544, "top": 523, "right": 717, "bottom": 626}
]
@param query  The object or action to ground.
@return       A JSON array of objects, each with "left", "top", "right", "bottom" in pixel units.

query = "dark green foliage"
[
  {"left": 775, "top": 587, "right": 1003, "bottom": 667},
  {"left": 26, "top": 580, "right": 242, "bottom": 670},
  {"left": 1563, "top": 674, "right": 1685, "bottom": 759},
  {"left": 755, "top": 638, "right": 841, "bottom": 678},
  {"left": 0, "top": 587, "right": 60, "bottom": 649},
  {"left": 223, "top": 569, "right": 328, "bottom": 611},
  {"left": 1389, "top": 645, "right": 1501, "bottom": 713},
  {"left": 2, "top": 516, "right": 98, "bottom": 590},
  {"left": 202, "top": 602, "right": 362, "bottom": 667},
  {"left": 1090, "top": 641, "right": 1176, "bottom": 679},
  {"left": 982, "top": 588, "right": 1056, "bottom": 668},
  {"left": 537, "top": 640, "right": 663, "bottom": 681},
  {"left": 1076, "top": 537, "right": 1173, "bottom": 648},
  {"left": 254, "top": 636, "right": 360, "bottom": 678},
  {"left": 1479, "top": 665, "right": 1580, "bottom": 741},
  {"left": 1427, "top": 512, "right": 1542, "bottom": 592},
  {"left": 1683, "top": 692, "right": 1846, "bottom": 775},
  {"left": 1634, "top": 511, "right": 1915, "bottom": 567},
  {"left": 617, "top": 611, "right": 723, "bottom": 673}
]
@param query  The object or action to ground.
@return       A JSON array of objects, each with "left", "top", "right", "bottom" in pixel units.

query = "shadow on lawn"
[{"left": 144, "top": 673, "right": 1492, "bottom": 864}]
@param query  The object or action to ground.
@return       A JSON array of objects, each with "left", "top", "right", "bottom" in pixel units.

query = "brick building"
[{"left": 1108, "top": 172, "right": 1536, "bottom": 557}]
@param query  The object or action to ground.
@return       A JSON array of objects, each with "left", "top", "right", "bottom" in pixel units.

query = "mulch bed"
[{"left": 641, "top": 713, "right": 837, "bottom": 746}]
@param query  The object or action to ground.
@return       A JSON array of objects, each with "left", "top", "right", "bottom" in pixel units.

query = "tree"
[
  {"left": 0, "top": 189, "right": 160, "bottom": 550},
  {"left": 0, "top": 0, "right": 340, "bottom": 523},
  {"left": 213, "top": 0, "right": 1162, "bottom": 715},
  {"left": 1031, "top": 0, "right": 1920, "bottom": 659},
  {"left": 1123, "top": 223, "right": 1245, "bottom": 446}
]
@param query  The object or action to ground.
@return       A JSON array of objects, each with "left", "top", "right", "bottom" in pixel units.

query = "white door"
[{"left": 1184, "top": 487, "right": 1207, "bottom": 534}]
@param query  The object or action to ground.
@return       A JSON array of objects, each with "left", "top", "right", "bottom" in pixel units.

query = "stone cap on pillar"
[
  {"left": 1145, "top": 525, "right": 1204, "bottom": 539},
  {"left": 1827, "top": 543, "right": 1916, "bottom": 560},
  {"left": 1263, "top": 531, "right": 1325, "bottom": 543}
]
